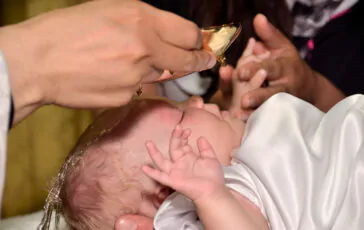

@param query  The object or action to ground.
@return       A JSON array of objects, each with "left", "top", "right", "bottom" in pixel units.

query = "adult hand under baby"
[
  {"left": 115, "top": 215, "right": 153, "bottom": 230},
  {"left": 0, "top": 0, "right": 215, "bottom": 124},
  {"left": 235, "top": 14, "right": 319, "bottom": 113},
  {"left": 216, "top": 14, "right": 328, "bottom": 120}
]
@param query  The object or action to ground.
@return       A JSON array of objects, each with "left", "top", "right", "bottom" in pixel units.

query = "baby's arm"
[
  {"left": 230, "top": 38, "right": 269, "bottom": 119},
  {"left": 143, "top": 126, "right": 267, "bottom": 230},
  {"left": 194, "top": 187, "right": 267, "bottom": 230}
]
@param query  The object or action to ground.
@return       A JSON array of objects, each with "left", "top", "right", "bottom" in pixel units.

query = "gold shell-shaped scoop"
[
  {"left": 155, "top": 23, "right": 242, "bottom": 82},
  {"left": 201, "top": 23, "right": 242, "bottom": 65}
]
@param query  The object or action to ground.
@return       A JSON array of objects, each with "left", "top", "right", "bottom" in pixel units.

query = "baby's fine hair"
[
  {"left": 60, "top": 143, "right": 140, "bottom": 230},
  {"left": 38, "top": 98, "right": 172, "bottom": 230},
  {"left": 38, "top": 100, "right": 143, "bottom": 230}
]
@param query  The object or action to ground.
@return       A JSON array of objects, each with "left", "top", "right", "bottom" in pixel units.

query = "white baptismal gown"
[{"left": 154, "top": 93, "right": 364, "bottom": 230}]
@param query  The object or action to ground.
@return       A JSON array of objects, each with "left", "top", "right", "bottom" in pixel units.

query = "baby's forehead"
[
  {"left": 72, "top": 98, "right": 182, "bottom": 156},
  {"left": 134, "top": 99, "right": 183, "bottom": 125}
]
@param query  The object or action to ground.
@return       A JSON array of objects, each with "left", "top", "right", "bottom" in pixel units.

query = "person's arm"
[
  {"left": 218, "top": 14, "right": 346, "bottom": 119},
  {"left": 0, "top": 0, "right": 215, "bottom": 125},
  {"left": 312, "top": 71, "right": 345, "bottom": 112}
]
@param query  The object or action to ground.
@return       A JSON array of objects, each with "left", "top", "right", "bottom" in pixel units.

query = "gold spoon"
[
  {"left": 201, "top": 23, "right": 242, "bottom": 66},
  {"left": 157, "top": 23, "right": 242, "bottom": 82},
  {"left": 137, "top": 23, "right": 242, "bottom": 95}
]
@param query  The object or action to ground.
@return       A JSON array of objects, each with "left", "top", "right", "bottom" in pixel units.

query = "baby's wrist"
[{"left": 194, "top": 185, "right": 231, "bottom": 208}]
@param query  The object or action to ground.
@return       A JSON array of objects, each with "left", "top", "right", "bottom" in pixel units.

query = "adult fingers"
[
  {"left": 219, "top": 65, "right": 234, "bottom": 92},
  {"left": 151, "top": 39, "right": 216, "bottom": 74},
  {"left": 154, "top": 70, "right": 172, "bottom": 82},
  {"left": 238, "top": 58, "right": 284, "bottom": 81},
  {"left": 115, "top": 215, "right": 153, "bottom": 230},
  {"left": 253, "top": 14, "right": 292, "bottom": 50},
  {"left": 229, "top": 69, "right": 266, "bottom": 112},
  {"left": 153, "top": 8, "right": 204, "bottom": 50}
]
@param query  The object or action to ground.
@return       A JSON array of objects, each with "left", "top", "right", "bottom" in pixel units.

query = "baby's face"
[
  {"left": 177, "top": 97, "right": 245, "bottom": 165},
  {"left": 76, "top": 97, "right": 245, "bottom": 222},
  {"left": 114, "top": 97, "right": 245, "bottom": 215},
  {"left": 127, "top": 96, "right": 245, "bottom": 165}
]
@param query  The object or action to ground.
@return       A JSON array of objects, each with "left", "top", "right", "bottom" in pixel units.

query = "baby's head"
[{"left": 59, "top": 96, "right": 244, "bottom": 229}]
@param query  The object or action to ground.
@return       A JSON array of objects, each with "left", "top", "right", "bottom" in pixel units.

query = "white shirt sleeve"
[
  {"left": 161, "top": 72, "right": 211, "bottom": 102},
  {"left": 0, "top": 51, "right": 11, "bottom": 217},
  {"left": 234, "top": 93, "right": 364, "bottom": 230},
  {"left": 154, "top": 192, "right": 203, "bottom": 230}
]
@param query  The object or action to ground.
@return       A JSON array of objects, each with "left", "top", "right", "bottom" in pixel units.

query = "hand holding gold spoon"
[{"left": 137, "top": 23, "right": 242, "bottom": 96}]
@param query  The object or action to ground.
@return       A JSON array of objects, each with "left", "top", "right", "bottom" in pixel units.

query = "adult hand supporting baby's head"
[{"left": 115, "top": 215, "right": 153, "bottom": 230}]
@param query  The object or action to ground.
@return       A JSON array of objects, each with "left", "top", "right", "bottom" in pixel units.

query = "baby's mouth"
[{"left": 155, "top": 188, "right": 175, "bottom": 207}]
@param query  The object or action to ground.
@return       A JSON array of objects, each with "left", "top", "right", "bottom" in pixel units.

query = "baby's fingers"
[
  {"left": 249, "top": 69, "right": 267, "bottom": 89},
  {"left": 241, "top": 85, "right": 286, "bottom": 109},
  {"left": 170, "top": 125, "right": 191, "bottom": 162},
  {"left": 170, "top": 125, "right": 184, "bottom": 151},
  {"left": 142, "top": 165, "right": 173, "bottom": 188},
  {"left": 146, "top": 141, "right": 171, "bottom": 173},
  {"left": 242, "top": 37, "right": 256, "bottom": 57},
  {"left": 197, "top": 137, "right": 216, "bottom": 159}
]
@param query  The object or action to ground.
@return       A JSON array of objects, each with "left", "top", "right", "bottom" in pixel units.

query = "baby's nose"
[
  {"left": 204, "top": 104, "right": 221, "bottom": 118},
  {"left": 185, "top": 96, "right": 204, "bottom": 109}
]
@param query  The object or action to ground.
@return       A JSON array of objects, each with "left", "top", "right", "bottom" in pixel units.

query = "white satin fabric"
[
  {"left": 154, "top": 93, "right": 364, "bottom": 229},
  {"left": 162, "top": 72, "right": 211, "bottom": 102}
]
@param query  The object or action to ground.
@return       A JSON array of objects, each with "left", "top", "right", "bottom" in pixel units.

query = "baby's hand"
[
  {"left": 230, "top": 38, "right": 270, "bottom": 120},
  {"left": 142, "top": 125, "right": 225, "bottom": 202}
]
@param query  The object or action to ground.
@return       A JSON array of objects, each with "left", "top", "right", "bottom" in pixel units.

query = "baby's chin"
[{"left": 156, "top": 187, "right": 175, "bottom": 206}]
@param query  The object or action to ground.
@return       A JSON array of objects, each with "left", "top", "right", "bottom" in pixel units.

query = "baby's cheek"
[{"left": 216, "top": 151, "right": 231, "bottom": 166}]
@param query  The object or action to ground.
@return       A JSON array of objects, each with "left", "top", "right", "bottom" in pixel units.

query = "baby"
[
  {"left": 40, "top": 39, "right": 364, "bottom": 230},
  {"left": 37, "top": 38, "right": 268, "bottom": 230},
  {"left": 45, "top": 93, "right": 364, "bottom": 230}
]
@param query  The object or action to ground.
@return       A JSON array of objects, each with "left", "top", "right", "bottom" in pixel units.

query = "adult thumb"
[
  {"left": 115, "top": 215, "right": 154, "bottom": 230},
  {"left": 253, "top": 14, "right": 291, "bottom": 50}
]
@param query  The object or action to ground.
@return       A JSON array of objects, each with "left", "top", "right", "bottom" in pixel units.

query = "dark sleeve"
[{"left": 300, "top": 0, "right": 364, "bottom": 96}]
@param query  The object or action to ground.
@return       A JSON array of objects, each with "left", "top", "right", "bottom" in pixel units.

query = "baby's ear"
[{"left": 114, "top": 215, "right": 154, "bottom": 230}]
